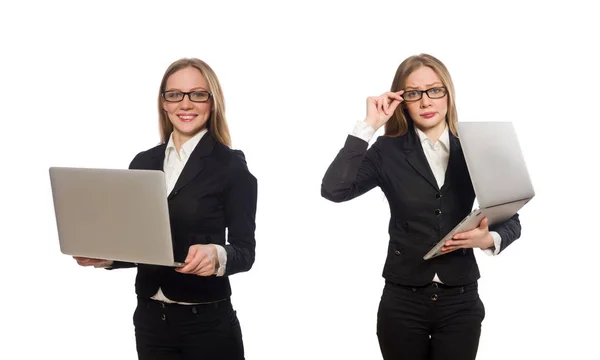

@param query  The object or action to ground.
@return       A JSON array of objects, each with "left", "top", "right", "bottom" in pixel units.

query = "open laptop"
[
  {"left": 49, "top": 167, "right": 184, "bottom": 267},
  {"left": 423, "top": 121, "right": 535, "bottom": 260}
]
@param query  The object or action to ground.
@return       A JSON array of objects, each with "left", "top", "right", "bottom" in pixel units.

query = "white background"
[{"left": 1, "top": 0, "right": 598, "bottom": 359}]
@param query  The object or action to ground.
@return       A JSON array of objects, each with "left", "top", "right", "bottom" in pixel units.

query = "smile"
[{"left": 178, "top": 114, "right": 197, "bottom": 122}]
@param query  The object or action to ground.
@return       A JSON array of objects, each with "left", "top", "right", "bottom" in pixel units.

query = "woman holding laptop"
[
  {"left": 74, "top": 58, "right": 257, "bottom": 360},
  {"left": 321, "top": 53, "right": 522, "bottom": 360}
]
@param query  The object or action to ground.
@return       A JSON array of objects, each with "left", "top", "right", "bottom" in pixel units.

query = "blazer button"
[
  {"left": 434, "top": 209, "right": 442, "bottom": 216},
  {"left": 436, "top": 193, "right": 442, "bottom": 199},
  {"left": 394, "top": 249, "right": 403, "bottom": 256}
]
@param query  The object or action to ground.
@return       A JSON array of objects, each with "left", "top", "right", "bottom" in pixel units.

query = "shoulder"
[
  {"left": 371, "top": 133, "right": 409, "bottom": 151},
  {"left": 128, "top": 143, "right": 165, "bottom": 169},
  {"left": 208, "top": 141, "right": 251, "bottom": 174}
]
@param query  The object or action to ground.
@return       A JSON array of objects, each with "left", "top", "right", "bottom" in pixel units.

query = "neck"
[
  {"left": 172, "top": 132, "right": 189, "bottom": 153},
  {"left": 172, "top": 127, "right": 206, "bottom": 152},
  {"left": 418, "top": 121, "right": 446, "bottom": 143}
]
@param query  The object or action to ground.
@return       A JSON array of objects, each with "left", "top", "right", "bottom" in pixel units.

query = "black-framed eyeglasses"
[
  {"left": 162, "top": 90, "right": 213, "bottom": 103},
  {"left": 402, "top": 87, "right": 447, "bottom": 102}
]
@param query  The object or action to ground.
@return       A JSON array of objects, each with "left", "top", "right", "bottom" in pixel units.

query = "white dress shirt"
[
  {"left": 351, "top": 121, "right": 502, "bottom": 283},
  {"left": 151, "top": 129, "right": 228, "bottom": 304}
]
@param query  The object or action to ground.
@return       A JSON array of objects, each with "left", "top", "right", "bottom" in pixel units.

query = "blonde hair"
[
  {"left": 385, "top": 53, "right": 458, "bottom": 138},
  {"left": 158, "top": 58, "right": 231, "bottom": 147}
]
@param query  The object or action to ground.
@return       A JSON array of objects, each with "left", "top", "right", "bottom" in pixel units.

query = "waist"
[
  {"left": 138, "top": 296, "right": 230, "bottom": 310},
  {"left": 385, "top": 280, "right": 478, "bottom": 295}
]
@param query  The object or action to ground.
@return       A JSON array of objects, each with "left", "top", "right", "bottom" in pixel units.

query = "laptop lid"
[
  {"left": 457, "top": 121, "right": 535, "bottom": 208},
  {"left": 49, "top": 167, "right": 177, "bottom": 266}
]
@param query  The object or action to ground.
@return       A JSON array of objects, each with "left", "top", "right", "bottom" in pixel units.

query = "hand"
[
  {"left": 364, "top": 91, "right": 404, "bottom": 131},
  {"left": 441, "top": 217, "right": 494, "bottom": 254},
  {"left": 176, "top": 244, "right": 219, "bottom": 276},
  {"left": 73, "top": 256, "right": 111, "bottom": 267}
]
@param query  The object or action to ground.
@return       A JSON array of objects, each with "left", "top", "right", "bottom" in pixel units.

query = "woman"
[
  {"left": 321, "top": 53, "right": 521, "bottom": 360},
  {"left": 74, "top": 58, "right": 257, "bottom": 360}
]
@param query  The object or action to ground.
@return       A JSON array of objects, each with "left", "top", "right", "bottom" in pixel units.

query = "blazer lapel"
[
  {"left": 441, "top": 132, "right": 463, "bottom": 191},
  {"left": 403, "top": 129, "right": 439, "bottom": 191},
  {"left": 167, "top": 132, "right": 215, "bottom": 200}
]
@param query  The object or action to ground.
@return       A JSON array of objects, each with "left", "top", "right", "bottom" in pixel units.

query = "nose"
[
  {"left": 419, "top": 93, "right": 432, "bottom": 108},
  {"left": 180, "top": 94, "right": 193, "bottom": 109}
]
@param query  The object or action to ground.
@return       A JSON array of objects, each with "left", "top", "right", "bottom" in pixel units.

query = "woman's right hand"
[
  {"left": 73, "top": 256, "right": 111, "bottom": 267},
  {"left": 365, "top": 91, "right": 404, "bottom": 131}
]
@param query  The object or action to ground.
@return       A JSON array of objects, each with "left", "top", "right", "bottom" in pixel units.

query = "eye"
[
  {"left": 165, "top": 91, "right": 182, "bottom": 99},
  {"left": 404, "top": 90, "right": 420, "bottom": 99},
  {"left": 192, "top": 91, "right": 208, "bottom": 98}
]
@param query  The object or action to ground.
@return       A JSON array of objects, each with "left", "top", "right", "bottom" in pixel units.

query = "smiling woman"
[{"left": 73, "top": 58, "right": 257, "bottom": 360}]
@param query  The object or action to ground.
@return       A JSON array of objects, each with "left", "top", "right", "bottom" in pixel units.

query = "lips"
[
  {"left": 420, "top": 112, "right": 436, "bottom": 119},
  {"left": 177, "top": 114, "right": 197, "bottom": 122}
]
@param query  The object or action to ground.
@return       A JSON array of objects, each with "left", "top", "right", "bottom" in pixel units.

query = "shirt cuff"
[
  {"left": 94, "top": 260, "right": 114, "bottom": 268},
  {"left": 351, "top": 121, "right": 376, "bottom": 143},
  {"left": 482, "top": 231, "right": 502, "bottom": 256},
  {"left": 214, "top": 245, "right": 227, "bottom": 276}
]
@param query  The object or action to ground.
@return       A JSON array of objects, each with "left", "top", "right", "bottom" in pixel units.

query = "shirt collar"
[
  {"left": 165, "top": 128, "right": 208, "bottom": 161},
  {"left": 415, "top": 123, "right": 449, "bottom": 151}
]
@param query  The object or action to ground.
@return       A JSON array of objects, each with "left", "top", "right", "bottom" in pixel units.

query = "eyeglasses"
[
  {"left": 162, "top": 90, "right": 212, "bottom": 103},
  {"left": 402, "top": 87, "right": 447, "bottom": 102}
]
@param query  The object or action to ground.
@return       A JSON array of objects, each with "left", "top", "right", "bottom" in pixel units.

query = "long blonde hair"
[
  {"left": 385, "top": 54, "right": 458, "bottom": 138},
  {"left": 157, "top": 58, "right": 231, "bottom": 147}
]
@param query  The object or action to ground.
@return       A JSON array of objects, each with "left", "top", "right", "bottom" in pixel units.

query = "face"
[
  {"left": 162, "top": 66, "right": 212, "bottom": 142},
  {"left": 403, "top": 66, "right": 448, "bottom": 133}
]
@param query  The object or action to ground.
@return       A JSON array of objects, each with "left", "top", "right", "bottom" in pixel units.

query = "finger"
[
  {"left": 383, "top": 97, "right": 390, "bottom": 115},
  {"left": 441, "top": 246, "right": 459, "bottom": 254},
  {"left": 178, "top": 258, "right": 202, "bottom": 273},
  {"left": 377, "top": 98, "right": 385, "bottom": 115},
  {"left": 184, "top": 246, "right": 198, "bottom": 264},
  {"left": 198, "top": 259, "right": 217, "bottom": 276},
  {"left": 190, "top": 258, "right": 215, "bottom": 276},
  {"left": 75, "top": 258, "right": 95, "bottom": 266},
  {"left": 387, "top": 91, "right": 404, "bottom": 102},
  {"left": 388, "top": 99, "right": 401, "bottom": 113},
  {"left": 192, "top": 257, "right": 210, "bottom": 274},
  {"left": 453, "top": 228, "right": 477, "bottom": 239},
  {"left": 479, "top": 217, "right": 489, "bottom": 229},
  {"left": 445, "top": 239, "right": 470, "bottom": 248},
  {"left": 178, "top": 251, "right": 205, "bottom": 273}
]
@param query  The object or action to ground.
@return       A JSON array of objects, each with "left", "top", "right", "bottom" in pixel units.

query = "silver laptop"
[
  {"left": 423, "top": 121, "right": 534, "bottom": 260},
  {"left": 49, "top": 167, "right": 184, "bottom": 267}
]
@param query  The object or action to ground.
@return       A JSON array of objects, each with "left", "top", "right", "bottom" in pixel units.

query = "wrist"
[
  {"left": 212, "top": 245, "right": 220, "bottom": 269},
  {"left": 364, "top": 118, "right": 379, "bottom": 131},
  {"left": 483, "top": 233, "right": 495, "bottom": 250}
]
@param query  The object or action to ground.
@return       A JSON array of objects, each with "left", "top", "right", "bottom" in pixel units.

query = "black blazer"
[
  {"left": 321, "top": 127, "right": 521, "bottom": 286},
  {"left": 109, "top": 131, "right": 257, "bottom": 303}
]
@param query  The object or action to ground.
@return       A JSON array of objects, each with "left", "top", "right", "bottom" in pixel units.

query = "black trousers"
[
  {"left": 133, "top": 297, "right": 244, "bottom": 360},
  {"left": 377, "top": 281, "right": 485, "bottom": 360}
]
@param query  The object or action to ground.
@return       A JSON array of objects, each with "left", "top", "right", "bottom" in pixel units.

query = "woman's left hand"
[
  {"left": 441, "top": 217, "right": 494, "bottom": 254},
  {"left": 176, "top": 244, "right": 219, "bottom": 276}
]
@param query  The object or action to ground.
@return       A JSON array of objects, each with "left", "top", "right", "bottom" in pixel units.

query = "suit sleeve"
[
  {"left": 321, "top": 134, "right": 383, "bottom": 203},
  {"left": 489, "top": 213, "right": 522, "bottom": 253},
  {"left": 222, "top": 150, "right": 257, "bottom": 276},
  {"left": 104, "top": 152, "right": 144, "bottom": 270}
]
